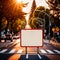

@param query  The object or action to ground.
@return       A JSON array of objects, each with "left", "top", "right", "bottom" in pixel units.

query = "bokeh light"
[{"left": 16, "top": 0, "right": 21, "bottom": 3}]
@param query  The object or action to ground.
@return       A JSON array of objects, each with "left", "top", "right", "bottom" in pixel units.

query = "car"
[
  {"left": 0, "top": 34, "right": 6, "bottom": 42},
  {"left": 13, "top": 35, "right": 20, "bottom": 39},
  {"left": 56, "top": 36, "right": 60, "bottom": 43},
  {"left": 50, "top": 37, "right": 60, "bottom": 48},
  {"left": 0, "top": 32, "right": 6, "bottom": 42},
  {"left": 5, "top": 32, "right": 13, "bottom": 42}
]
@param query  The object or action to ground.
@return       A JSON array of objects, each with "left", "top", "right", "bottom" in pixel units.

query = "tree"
[
  {"left": 46, "top": 0, "right": 60, "bottom": 27},
  {"left": 29, "top": 0, "right": 36, "bottom": 19},
  {"left": 12, "top": 18, "right": 26, "bottom": 33},
  {"left": 29, "top": 6, "right": 50, "bottom": 30},
  {"left": 0, "top": 0, "right": 27, "bottom": 33},
  {"left": 1, "top": 17, "right": 7, "bottom": 30},
  {"left": 1, "top": 0, "right": 27, "bottom": 19}
]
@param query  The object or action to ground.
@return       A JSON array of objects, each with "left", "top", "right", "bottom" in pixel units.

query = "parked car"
[
  {"left": 13, "top": 35, "right": 20, "bottom": 39},
  {"left": 56, "top": 36, "right": 60, "bottom": 43},
  {"left": 5, "top": 32, "right": 13, "bottom": 42},
  {"left": 0, "top": 34, "right": 6, "bottom": 42},
  {"left": 0, "top": 31, "right": 6, "bottom": 42},
  {"left": 50, "top": 37, "right": 60, "bottom": 48}
]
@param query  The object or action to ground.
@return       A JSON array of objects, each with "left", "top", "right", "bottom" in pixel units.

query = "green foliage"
[
  {"left": 1, "top": 17, "right": 7, "bottom": 30},
  {"left": 12, "top": 18, "right": 26, "bottom": 33},
  {"left": 0, "top": 0, "right": 26, "bottom": 20},
  {"left": 29, "top": 6, "right": 50, "bottom": 29},
  {"left": 46, "top": 0, "right": 60, "bottom": 27},
  {"left": 33, "top": 6, "right": 45, "bottom": 18},
  {"left": 47, "top": 0, "right": 60, "bottom": 20},
  {"left": 0, "top": 0, "right": 27, "bottom": 34}
]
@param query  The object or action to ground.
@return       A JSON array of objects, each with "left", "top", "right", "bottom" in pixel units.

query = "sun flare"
[
  {"left": 16, "top": 0, "right": 21, "bottom": 3},
  {"left": 22, "top": 0, "right": 49, "bottom": 12},
  {"left": 22, "top": 0, "right": 49, "bottom": 22}
]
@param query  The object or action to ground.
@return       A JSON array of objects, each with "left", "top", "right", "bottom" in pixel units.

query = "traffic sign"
[{"left": 20, "top": 29, "right": 43, "bottom": 47}]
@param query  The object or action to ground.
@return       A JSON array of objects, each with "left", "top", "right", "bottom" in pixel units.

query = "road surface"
[{"left": 0, "top": 39, "right": 60, "bottom": 60}]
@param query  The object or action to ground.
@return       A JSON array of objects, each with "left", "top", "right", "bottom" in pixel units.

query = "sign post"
[
  {"left": 20, "top": 29, "right": 43, "bottom": 59},
  {"left": 25, "top": 47, "right": 28, "bottom": 59}
]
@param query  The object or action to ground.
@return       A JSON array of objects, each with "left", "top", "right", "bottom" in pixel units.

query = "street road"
[{"left": 0, "top": 39, "right": 60, "bottom": 60}]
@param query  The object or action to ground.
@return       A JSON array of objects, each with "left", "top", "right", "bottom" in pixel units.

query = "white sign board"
[{"left": 20, "top": 29, "right": 43, "bottom": 47}]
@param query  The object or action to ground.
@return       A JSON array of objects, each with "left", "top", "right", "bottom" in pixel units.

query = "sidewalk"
[
  {"left": 0, "top": 40, "right": 15, "bottom": 48},
  {"left": 44, "top": 39, "right": 60, "bottom": 49},
  {"left": 50, "top": 40, "right": 60, "bottom": 48}
]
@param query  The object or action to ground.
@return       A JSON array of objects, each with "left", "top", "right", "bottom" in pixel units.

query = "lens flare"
[{"left": 16, "top": 0, "right": 21, "bottom": 3}]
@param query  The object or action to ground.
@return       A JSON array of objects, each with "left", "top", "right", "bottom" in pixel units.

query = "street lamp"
[
  {"left": 34, "top": 10, "right": 46, "bottom": 39},
  {"left": 44, "top": 13, "right": 51, "bottom": 40},
  {"left": 34, "top": 10, "right": 51, "bottom": 40}
]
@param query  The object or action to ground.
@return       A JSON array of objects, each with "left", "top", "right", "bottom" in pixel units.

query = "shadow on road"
[
  {"left": 19, "top": 55, "right": 50, "bottom": 60},
  {"left": 0, "top": 54, "right": 14, "bottom": 60}
]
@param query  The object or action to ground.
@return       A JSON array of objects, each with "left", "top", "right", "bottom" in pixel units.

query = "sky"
[
  {"left": 22, "top": 0, "right": 49, "bottom": 13},
  {"left": 21, "top": 0, "right": 49, "bottom": 23}
]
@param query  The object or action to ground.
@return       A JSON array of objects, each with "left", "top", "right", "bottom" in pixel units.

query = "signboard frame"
[{"left": 20, "top": 29, "right": 43, "bottom": 47}]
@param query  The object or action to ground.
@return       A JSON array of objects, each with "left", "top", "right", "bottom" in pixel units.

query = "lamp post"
[
  {"left": 44, "top": 13, "right": 51, "bottom": 40},
  {"left": 34, "top": 10, "right": 51, "bottom": 40}
]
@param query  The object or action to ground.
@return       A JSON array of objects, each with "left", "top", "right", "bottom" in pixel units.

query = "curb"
[{"left": 50, "top": 40, "right": 60, "bottom": 48}]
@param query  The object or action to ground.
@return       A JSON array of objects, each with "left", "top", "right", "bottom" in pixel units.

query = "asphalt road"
[{"left": 0, "top": 39, "right": 60, "bottom": 60}]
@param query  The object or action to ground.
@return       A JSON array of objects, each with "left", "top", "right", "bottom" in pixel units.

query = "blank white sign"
[{"left": 21, "top": 29, "right": 43, "bottom": 47}]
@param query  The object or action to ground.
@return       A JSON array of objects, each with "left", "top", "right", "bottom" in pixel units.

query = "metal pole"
[
  {"left": 45, "top": 13, "right": 51, "bottom": 41},
  {"left": 37, "top": 47, "right": 39, "bottom": 54},
  {"left": 34, "top": 10, "right": 51, "bottom": 40},
  {"left": 49, "top": 17, "right": 50, "bottom": 40},
  {"left": 34, "top": 10, "right": 45, "bottom": 39},
  {"left": 26, "top": 47, "right": 27, "bottom": 54},
  {"left": 37, "top": 47, "right": 42, "bottom": 59},
  {"left": 25, "top": 47, "right": 28, "bottom": 59},
  {"left": 44, "top": 14, "right": 45, "bottom": 39}
]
